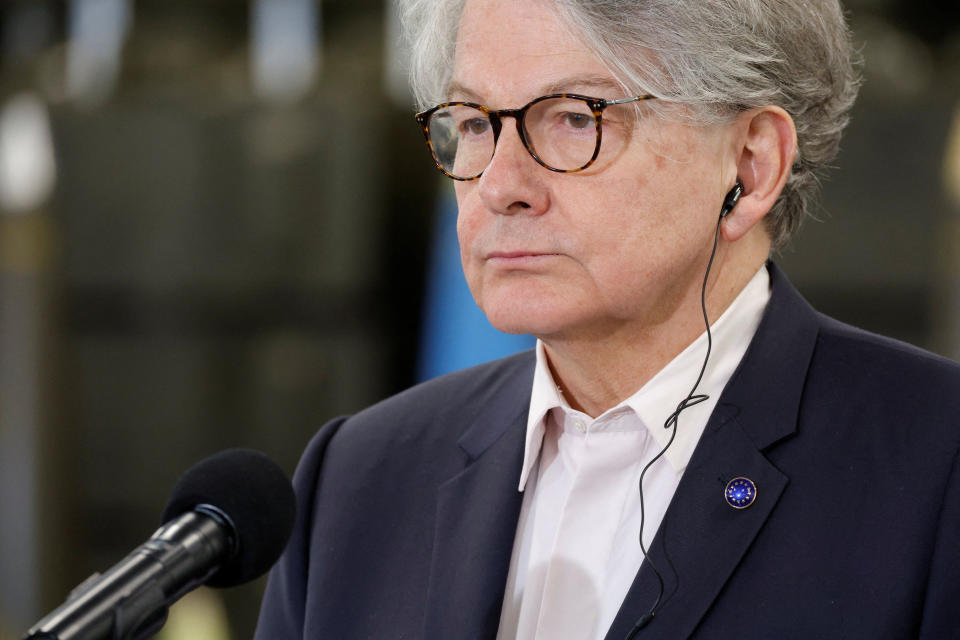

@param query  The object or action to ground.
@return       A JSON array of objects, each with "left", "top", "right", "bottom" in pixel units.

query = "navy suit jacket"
[{"left": 255, "top": 265, "right": 960, "bottom": 639}]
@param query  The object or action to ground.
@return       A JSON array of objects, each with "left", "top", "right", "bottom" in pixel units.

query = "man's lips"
[
  {"left": 486, "top": 250, "right": 560, "bottom": 258},
  {"left": 484, "top": 251, "right": 560, "bottom": 266}
]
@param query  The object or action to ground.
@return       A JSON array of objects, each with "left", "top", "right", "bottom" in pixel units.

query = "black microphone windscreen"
[{"left": 161, "top": 448, "right": 296, "bottom": 588}]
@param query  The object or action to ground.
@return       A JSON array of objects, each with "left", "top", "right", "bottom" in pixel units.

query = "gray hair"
[{"left": 399, "top": 0, "right": 860, "bottom": 250}]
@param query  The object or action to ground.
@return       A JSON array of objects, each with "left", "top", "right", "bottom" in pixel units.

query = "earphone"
[
  {"left": 719, "top": 180, "right": 745, "bottom": 219},
  {"left": 624, "top": 178, "right": 745, "bottom": 638}
]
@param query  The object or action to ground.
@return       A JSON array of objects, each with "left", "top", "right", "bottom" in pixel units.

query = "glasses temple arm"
[{"left": 601, "top": 95, "right": 656, "bottom": 107}]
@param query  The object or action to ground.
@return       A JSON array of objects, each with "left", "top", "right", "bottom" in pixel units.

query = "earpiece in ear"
[{"left": 720, "top": 180, "right": 744, "bottom": 219}]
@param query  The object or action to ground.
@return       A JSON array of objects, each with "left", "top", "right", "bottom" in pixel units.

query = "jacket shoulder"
[
  {"left": 367, "top": 349, "right": 534, "bottom": 416},
  {"left": 814, "top": 312, "right": 960, "bottom": 388},
  {"left": 324, "top": 350, "right": 535, "bottom": 456},
  {"left": 805, "top": 313, "right": 960, "bottom": 452}
]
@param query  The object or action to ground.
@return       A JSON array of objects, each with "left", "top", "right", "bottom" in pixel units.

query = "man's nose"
[{"left": 477, "top": 118, "right": 550, "bottom": 216}]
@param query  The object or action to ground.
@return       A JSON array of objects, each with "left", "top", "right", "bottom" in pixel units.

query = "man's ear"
[{"left": 721, "top": 106, "right": 797, "bottom": 242}]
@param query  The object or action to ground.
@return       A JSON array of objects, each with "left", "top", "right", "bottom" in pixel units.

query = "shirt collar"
[
  {"left": 518, "top": 265, "right": 771, "bottom": 491},
  {"left": 518, "top": 340, "right": 564, "bottom": 489}
]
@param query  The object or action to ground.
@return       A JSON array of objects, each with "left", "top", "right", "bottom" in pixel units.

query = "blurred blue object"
[{"left": 417, "top": 187, "right": 536, "bottom": 381}]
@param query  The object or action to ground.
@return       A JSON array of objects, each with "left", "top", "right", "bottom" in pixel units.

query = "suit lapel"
[
  {"left": 605, "top": 406, "right": 791, "bottom": 640},
  {"left": 606, "top": 263, "right": 821, "bottom": 640},
  {"left": 423, "top": 357, "right": 533, "bottom": 640}
]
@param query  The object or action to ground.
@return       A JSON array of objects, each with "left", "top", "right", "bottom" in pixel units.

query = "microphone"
[{"left": 24, "top": 448, "right": 296, "bottom": 640}]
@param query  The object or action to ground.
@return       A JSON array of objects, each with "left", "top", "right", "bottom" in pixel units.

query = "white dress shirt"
[{"left": 496, "top": 266, "right": 772, "bottom": 640}]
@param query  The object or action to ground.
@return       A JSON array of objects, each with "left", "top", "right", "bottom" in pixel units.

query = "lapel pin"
[{"left": 725, "top": 477, "right": 757, "bottom": 509}]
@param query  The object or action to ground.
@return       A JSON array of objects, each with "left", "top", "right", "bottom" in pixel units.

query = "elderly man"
[{"left": 255, "top": 0, "right": 960, "bottom": 638}]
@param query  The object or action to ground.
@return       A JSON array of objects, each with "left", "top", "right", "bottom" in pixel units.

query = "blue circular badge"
[{"left": 725, "top": 477, "right": 757, "bottom": 509}]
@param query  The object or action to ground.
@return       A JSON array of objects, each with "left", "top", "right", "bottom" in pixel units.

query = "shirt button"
[{"left": 574, "top": 418, "right": 587, "bottom": 433}]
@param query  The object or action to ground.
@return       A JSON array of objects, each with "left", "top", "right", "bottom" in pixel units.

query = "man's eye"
[
  {"left": 460, "top": 118, "right": 490, "bottom": 135},
  {"left": 562, "top": 112, "right": 593, "bottom": 129}
]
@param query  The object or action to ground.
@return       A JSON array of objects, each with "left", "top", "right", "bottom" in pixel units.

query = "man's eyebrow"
[
  {"left": 447, "top": 82, "right": 483, "bottom": 102},
  {"left": 446, "top": 76, "right": 629, "bottom": 104},
  {"left": 541, "top": 76, "right": 627, "bottom": 96}
]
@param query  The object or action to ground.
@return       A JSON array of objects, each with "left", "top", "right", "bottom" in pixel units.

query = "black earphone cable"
[{"left": 624, "top": 208, "right": 726, "bottom": 639}]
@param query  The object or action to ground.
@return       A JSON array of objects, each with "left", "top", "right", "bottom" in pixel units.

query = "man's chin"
[
  {"left": 484, "top": 314, "right": 536, "bottom": 337},
  {"left": 484, "top": 308, "right": 572, "bottom": 340},
  {"left": 476, "top": 283, "right": 585, "bottom": 338}
]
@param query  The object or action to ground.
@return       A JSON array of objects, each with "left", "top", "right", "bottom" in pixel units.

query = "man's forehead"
[{"left": 450, "top": 0, "right": 623, "bottom": 105}]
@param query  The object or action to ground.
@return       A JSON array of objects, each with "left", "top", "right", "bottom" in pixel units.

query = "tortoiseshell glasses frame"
[{"left": 415, "top": 93, "right": 657, "bottom": 181}]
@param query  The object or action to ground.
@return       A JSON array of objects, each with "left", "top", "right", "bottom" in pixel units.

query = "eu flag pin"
[{"left": 725, "top": 477, "right": 757, "bottom": 509}]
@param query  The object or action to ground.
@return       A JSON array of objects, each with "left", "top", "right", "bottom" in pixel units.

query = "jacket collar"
[
  {"left": 422, "top": 353, "right": 534, "bottom": 639},
  {"left": 605, "top": 262, "right": 821, "bottom": 639}
]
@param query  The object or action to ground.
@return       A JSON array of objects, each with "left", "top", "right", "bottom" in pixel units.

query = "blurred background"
[{"left": 0, "top": 0, "right": 957, "bottom": 638}]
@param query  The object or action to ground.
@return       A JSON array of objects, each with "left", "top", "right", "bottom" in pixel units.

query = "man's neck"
[{"left": 541, "top": 248, "right": 768, "bottom": 418}]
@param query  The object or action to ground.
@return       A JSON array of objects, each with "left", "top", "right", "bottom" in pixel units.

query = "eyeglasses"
[{"left": 415, "top": 93, "right": 656, "bottom": 181}]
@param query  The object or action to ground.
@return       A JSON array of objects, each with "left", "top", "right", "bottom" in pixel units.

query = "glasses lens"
[
  {"left": 427, "top": 105, "right": 494, "bottom": 179},
  {"left": 524, "top": 97, "right": 599, "bottom": 172}
]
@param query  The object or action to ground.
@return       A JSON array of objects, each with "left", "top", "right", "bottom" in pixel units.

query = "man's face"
[{"left": 452, "top": 0, "right": 738, "bottom": 342}]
